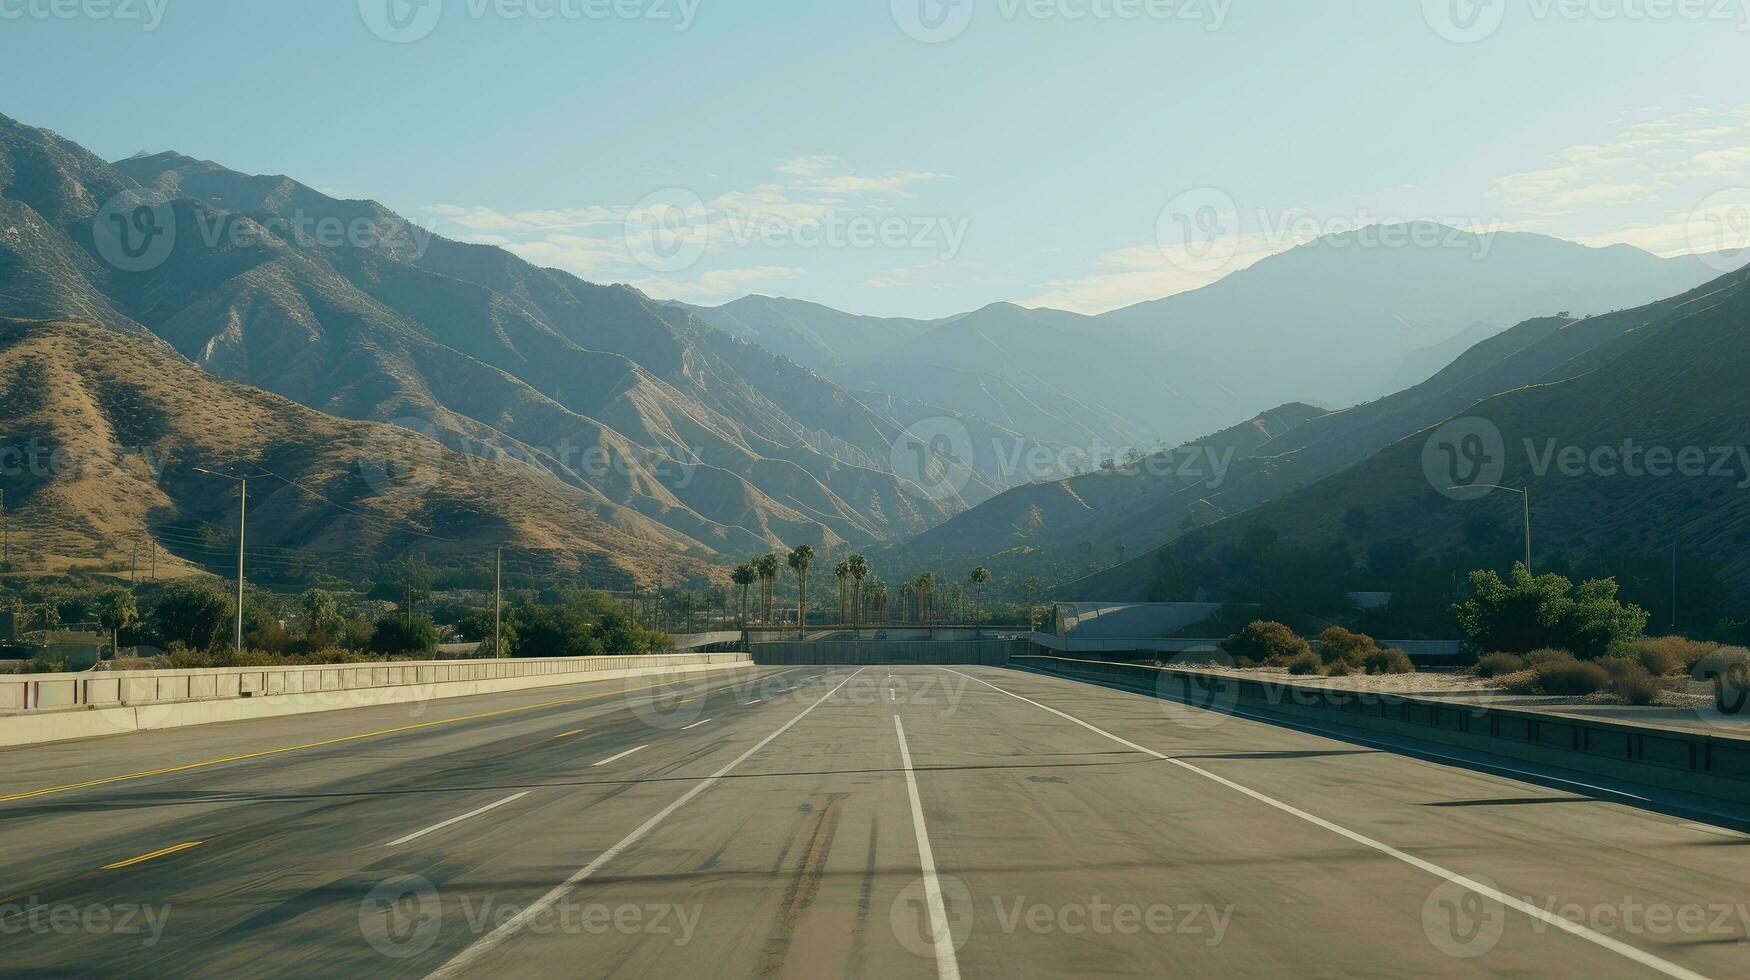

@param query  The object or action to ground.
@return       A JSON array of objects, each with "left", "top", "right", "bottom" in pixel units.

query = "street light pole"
[
  {"left": 235, "top": 476, "right": 247, "bottom": 657},
  {"left": 494, "top": 546, "right": 502, "bottom": 659},
  {"left": 194, "top": 467, "right": 250, "bottom": 656},
  {"left": 1450, "top": 484, "right": 1532, "bottom": 573}
]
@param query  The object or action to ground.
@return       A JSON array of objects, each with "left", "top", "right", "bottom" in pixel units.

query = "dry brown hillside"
[{"left": 0, "top": 317, "right": 716, "bottom": 586}]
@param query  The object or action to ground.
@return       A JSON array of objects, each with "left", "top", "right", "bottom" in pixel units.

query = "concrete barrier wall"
[
  {"left": 1017, "top": 656, "right": 1750, "bottom": 806},
  {"left": 0, "top": 654, "right": 751, "bottom": 748},
  {"left": 752, "top": 640, "right": 1018, "bottom": 666}
]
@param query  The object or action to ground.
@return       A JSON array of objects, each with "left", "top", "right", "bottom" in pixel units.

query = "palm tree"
[
  {"left": 969, "top": 566, "right": 990, "bottom": 626},
  {"left": 755, "top": 553, "right": 779, "bottom": 624},
  {"left": 787, "top": 545, "right": 814, "bottom": 639},
  {"left": 916, "top": 572, "right": 936, "bottom": 624},
  {"left": 834, "top": 559, "right": 851, "bottom": 625},
  {"left": 867, "top": 578, "right": 887, "bottom": 624},
  {"left": 898, "top": 582, "right": 913, "bottom": 624},
  {"left": 731, "top": 564, "right": 755, "bottom": 627},
  {"left": 1024, "top": 575, "right": 1043, "bottom": 632},
  {"left": 847, "top": 554, "right": 869, "bottom": 638}
]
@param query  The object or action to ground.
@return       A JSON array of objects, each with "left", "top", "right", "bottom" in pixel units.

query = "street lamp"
[
  {"left": 1450, "top": 484, "right": 1532, "bottom": 573},
  {"left": 193, "top": 467, "right": 252, "bottom": 656}
]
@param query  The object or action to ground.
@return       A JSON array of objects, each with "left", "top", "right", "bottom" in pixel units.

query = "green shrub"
[
  {"left": 1318, "top": 626, "right": 1378, "bottom": 667},
  {"left": 1285, "top": 652, "right": 1322, "bottom": 675},
  {"left": 1474, "top": 652, "right": 1526, "bottom": 678},
  {"left": 1364, "top": 648, "right": 1415, "bottom": 675},
  {"left": 370, "top": 615, "right": 440, "bottom": 656},
  {"left": 1604, "top": 660, "right": 1661, "bottom": 706},
  {"left": 1453, "top": 563, "right": 1648, "bottom": 659},
  {"left": 1223, "top": 621, "right": 1312, "bottom": 665},
  {"left": 1325, "top": 659, "right": 1358, "bottom": 677}
]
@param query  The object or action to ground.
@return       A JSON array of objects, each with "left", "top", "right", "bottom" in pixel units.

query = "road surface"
[{"left": 2, "top": 665, "right": 1746, "bottom": 977}]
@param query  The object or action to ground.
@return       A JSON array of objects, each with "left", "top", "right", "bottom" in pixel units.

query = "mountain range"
[
  {"left": 1072, "top": 264, "right": 1750, "bottom": 603},
  {"left": 3, "top": 107, "right": 1743, "bottom": 595},
  {"left": 0, "top": 112, "right": 997, "bottom": 582}
]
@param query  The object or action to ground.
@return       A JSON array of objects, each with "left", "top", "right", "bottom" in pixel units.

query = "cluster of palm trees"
[
  {"left": 897, "top": 565, "right": 992, "bottom": 624},
  {"left": 731, "top": 550, "right": 997, "bottom": 633}
]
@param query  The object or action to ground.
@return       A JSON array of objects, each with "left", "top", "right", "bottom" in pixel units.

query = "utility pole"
[
  {"left": 1672, "top": 537, "right": 1680, "bottom": 631},
  {"left": 236, "top": 476, "right": 247, "bottom": 656},
  {"left": 494, "top": 547, "right": 503, "bottom": 659},
  {"left": 131, "top": 539, "right": 139, "bottom": 587},
  {"left": 150, "top": 539, "right": 156, "bottom": 580},
  {"left": 195, "top": 468, "right": 249, "bottom": 656},
  {"left": 1, "top": 487, "right": 8, "bottom": 569}
]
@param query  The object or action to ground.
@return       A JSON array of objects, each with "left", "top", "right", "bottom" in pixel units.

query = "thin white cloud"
[{"left": 1487, "top": 104, "right": 1750, "bottom": 258}]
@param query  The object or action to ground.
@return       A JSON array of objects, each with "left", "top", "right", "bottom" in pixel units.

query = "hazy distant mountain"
[
  {"left": 679, "top": 295, "right": 935, "bottom": 372},
  {"left": 694, "top": 231, "right": 1727, "bottom": 455},
  {"left": 1101, "top": 224, "right": 1728, "bottom": 412},
  {"left": 1385, "top": 320, "right": 1502, "bottom": 391},
  {"left": 1073, "top": 265, "right": 1750, "bottom": 601},
  {"left": 0, "top": 113, "right": 984, "bottom": 579},
  {"left": 878, "top": 402, "right": 1325, "bottom": 579}
]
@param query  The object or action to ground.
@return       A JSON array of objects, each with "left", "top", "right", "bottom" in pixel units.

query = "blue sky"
[{"left": 4, "top": 0, "right": 1747, "bottom": 316}]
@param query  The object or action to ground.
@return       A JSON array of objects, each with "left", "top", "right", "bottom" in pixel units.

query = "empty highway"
[{"left": 2, "top": 665, "right": 1746, "bottom": 978}]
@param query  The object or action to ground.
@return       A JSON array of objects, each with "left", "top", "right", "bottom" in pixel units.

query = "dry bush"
[{"left": 1474, "top": 652, "right": 1526, "bottom": 678}]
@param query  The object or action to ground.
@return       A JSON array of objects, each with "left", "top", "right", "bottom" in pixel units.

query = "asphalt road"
[{"left": 2, "top": 664, "right": 1747, "bottom": 978}]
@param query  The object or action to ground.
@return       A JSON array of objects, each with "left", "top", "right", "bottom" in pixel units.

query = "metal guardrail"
[
  {"left": 1017, "top": 656, "right": 1750, "bottom": 805},
  {"left": 1, "top": 653, "right": 750, "bottom": 713}
]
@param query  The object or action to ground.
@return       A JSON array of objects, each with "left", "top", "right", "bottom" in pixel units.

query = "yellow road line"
[
  {"left": 1, "top": 669, "right": 755, "bottom": 805},
  {"left": 102, "top": 841, "right": 203, "bottom": 870}
]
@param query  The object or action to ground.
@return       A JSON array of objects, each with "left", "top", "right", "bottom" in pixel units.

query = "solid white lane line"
[
  {"left": 945, "top": 669, "right": 1711, "bottom": 980},
  {"left": 387, "top": 793, "right": 530, "bottom": 847},
  {"left": 592, "top": 745, "right": 649, "bottom": 767},
  {"left": 1023, "top": 666, "right": 1651, "bottom": 803},
  {"left": 745, "top": 699, "right": 762, "bottom": 705},
  {"left": 894, "top": 716, "right": 963, "bottom": 980},
  {"left": 681, "top": 718, "right": 713, "bottom": 731},
  {"left": 425, "top": 667, "right": 866, "bottom": 980}
]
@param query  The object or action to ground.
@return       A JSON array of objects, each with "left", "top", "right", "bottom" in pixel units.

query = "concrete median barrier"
[{"left": 0, "top": 654, "right": 751, "bottom": 747}]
